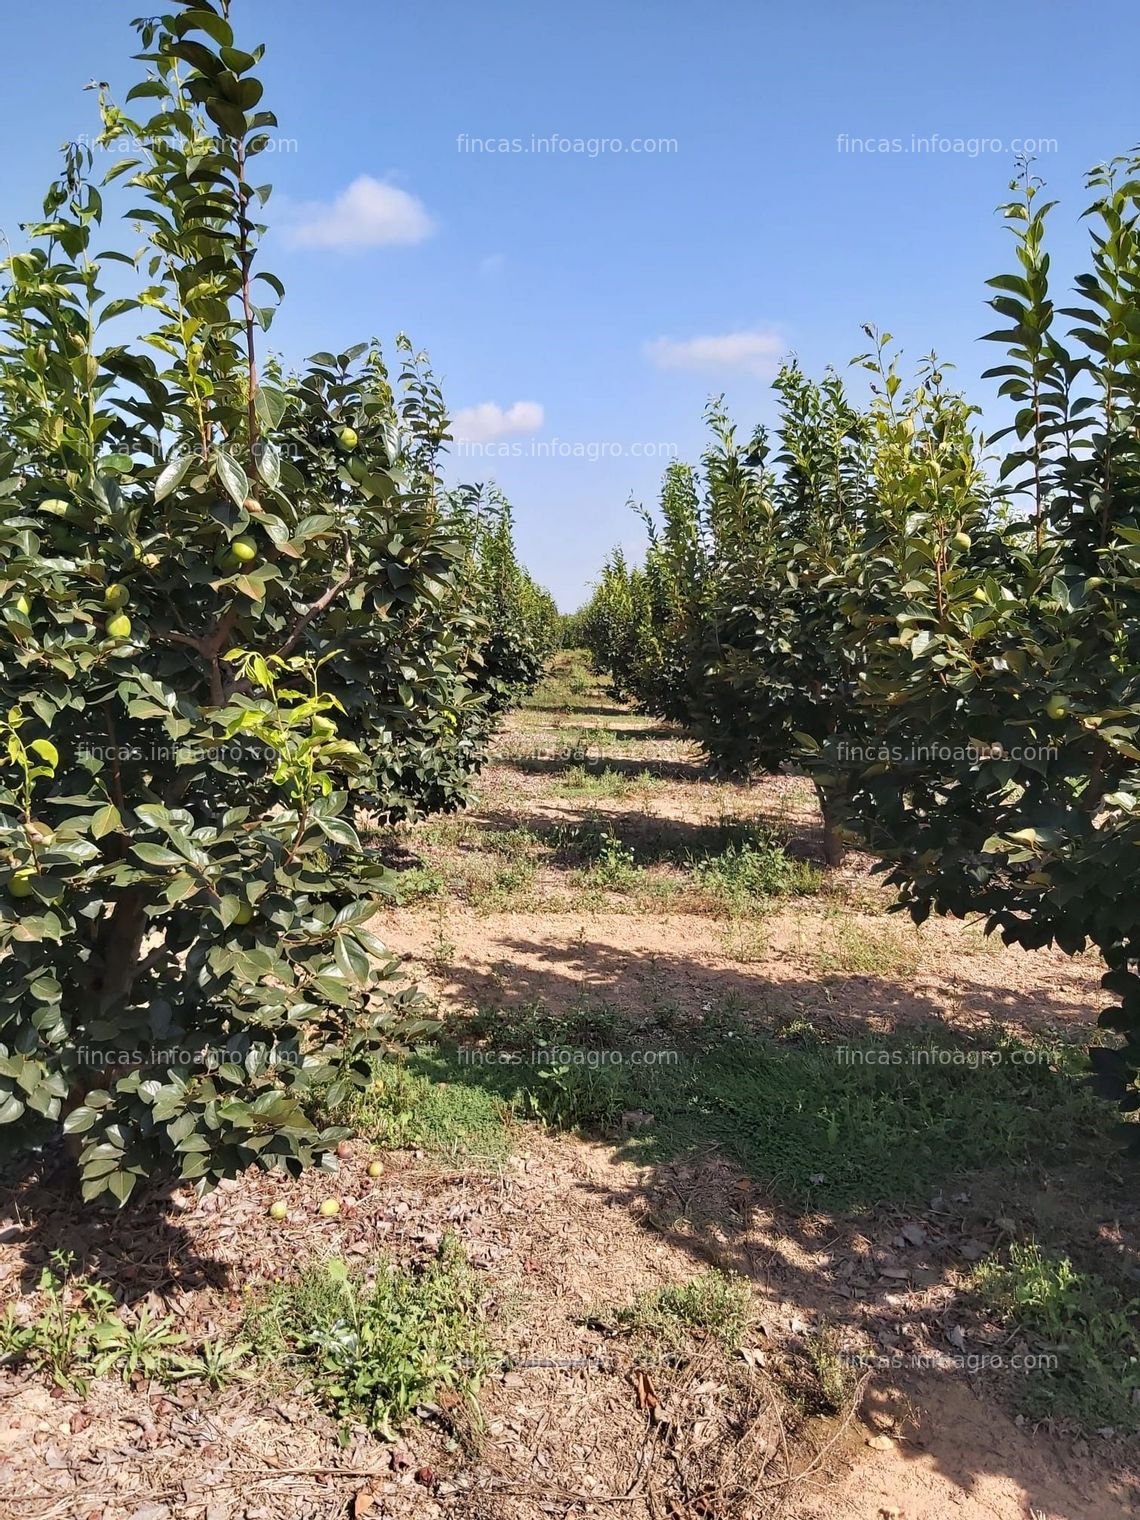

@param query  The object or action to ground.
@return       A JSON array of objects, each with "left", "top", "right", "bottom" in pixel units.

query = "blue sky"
[{"left": 2, "top": 1, "right": 1137, "bottom": 607}]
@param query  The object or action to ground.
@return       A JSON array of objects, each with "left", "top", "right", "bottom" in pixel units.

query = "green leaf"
[
  {"left": 252, "top": 438, "right": 281, "bottom": 491},
  {"left": 215, "top": 451, "right": 250, "bottom": 507},
  {"left": 182, "top": 8, "right": 235, "bottom": 46},
  {"left": 316, "top": 815, "right": 361, "bottom": 849},
  {"left": 334, "top": 934, "right": 372, "bottom": 987},
  {"left": 0, "top": 1095, "right": 25, "bottom": 1125},
  {"left": 105, "top": 1170, "right": 138, "bottom": 1206},
  {"left": 133, "top": 842, "right": 192, "bottom": 868},
  {"left": 253, "top": 384, "right": 287, "bottom": 431},
  {"left": 155, "top": 452, "right": 194, "bottom": 503}
]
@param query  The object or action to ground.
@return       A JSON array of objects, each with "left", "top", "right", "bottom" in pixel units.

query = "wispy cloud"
[
  {"left": 645, "top": 328, "right": 784, "bottom": 376},
  {"left": 451, "top": 401, "right": 544, "bottom": 444},
  {"left": 286, "top": 175, "right": 436, "bottom": 250}
]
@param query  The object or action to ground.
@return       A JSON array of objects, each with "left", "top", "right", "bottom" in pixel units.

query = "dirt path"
[
  {"left": 1, "top": 656, "right": 1134, "bottom": 1520},
  {"left": 373, "top": 658, "right": 1134, "bottom": 1520}
]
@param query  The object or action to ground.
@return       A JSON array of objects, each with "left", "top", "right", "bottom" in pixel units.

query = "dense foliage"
[
  {"left": 577, "top": 154, "right": 1140, "bottom": 1129},
  {"left": 0, "top": 0, "right": 552, "bottom": 1199},
  {"left": 450, "top": 483, "right": 560, "bottom": 711}
]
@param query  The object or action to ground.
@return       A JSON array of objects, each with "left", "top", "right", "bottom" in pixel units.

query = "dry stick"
[
  {"left": 758, "top": 1369, "right": 873, "bottom": 1492},
  {"left": 473, "top": 1483, "right": 650, "bottom": 1506},
  {"left": 235, "top": 133, "right": 259, "bottom": 461}
]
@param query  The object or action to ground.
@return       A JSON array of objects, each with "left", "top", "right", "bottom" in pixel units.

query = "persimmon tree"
[
  {"left": 833, "top": 161, "right": 1140, "bottom": 1139},
  {"left": 574, "top": 149, "right": 1140, "bottom": 1137},
  {"left": 449, "top": 482, "right": 560, "bottom": 711},
  {"left": 0, "top": 0, "right": 514, "bottom": 1199},
  {"left": 580, "top": 375, "right": 874, "bottom": 861}
]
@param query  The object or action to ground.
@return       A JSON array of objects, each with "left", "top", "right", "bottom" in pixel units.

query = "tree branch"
[{"left": 275, "top": 571, "right": 356, "bottom": 660}]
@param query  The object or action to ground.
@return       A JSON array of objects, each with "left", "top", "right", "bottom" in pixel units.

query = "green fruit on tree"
[
  {"left": 216, "top": 549, "right": 241, "bottom": 574},
  {"left": 318, "top": 1198, "right": 340, "bottom": 1217},
  {"left": 103, "top": 583, "right": 129, "bottom": 609},
  {"left": 951, "top": 531, "right": 972, "bottom": 552},
  {"left": 268, "top": 1201, "right": 288, "bottom": 1220},
  {"left": 232, "top": 902, "right": 254, "bottom": 925},
  {"left": 7, "top": 869, "right": 35, "bottom": 900},
  {"left": 230, "top": 536, "right": 257, "bottom": 564},
  {"left": 105, "top": 613, "right": 132, "bottom": 641},
  {"left": 336, "top": 426, "right": 358, "bottom": 452},
  {"left": 1045, "top": 693, "right": 1069, "bottom": 720}
]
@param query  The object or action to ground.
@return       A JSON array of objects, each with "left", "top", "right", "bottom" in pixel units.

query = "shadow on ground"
[
  {"left": 0, "top": 1147, "right": 228, "bottom": 1304},
  {"left": 421, "top": 924, "right": 1098, "bottom": 1033},
  {"left": 391, "top": 958, "right": 1139, "bottom": 1516},
  {"left": 442, "top": 804, "right": 820, "bottom": 865},
  {"left": 504, "top": 752, "right": 709, "bottom": 783}
]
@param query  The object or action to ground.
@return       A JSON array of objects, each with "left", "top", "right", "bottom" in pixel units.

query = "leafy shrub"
[
  {"left": 573, "top": 150, "right": 1140, "bottom": 1131},
  {"left": 451, "top": 483, "right": 559, "bottom": 709}
]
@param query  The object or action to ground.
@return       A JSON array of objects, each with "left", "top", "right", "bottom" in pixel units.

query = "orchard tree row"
[
  {"left": 579, "top": 156, "right": 1140, "bottom": 1139},
  {"left": 0, "top": 0, "right": 555, "bottom": 1201}
]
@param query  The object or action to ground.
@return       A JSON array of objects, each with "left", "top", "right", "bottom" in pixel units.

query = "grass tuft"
[
  {"left": 610, "top": 1270, "right": 751, "bottom": 1350},
  {"left": 375, "top": 1004, "right": 1102, "bottom": 1212},
  {"left": 972, "top": 1241, "right": 1140, "bottom": 1432},
  {"left": 690, "top": 834, "right": 821, "bottom": 912},
  {"left": 248, "top": 1236, "right": 490, "bottom": 1437},
  {"left": 345, "top": 1058, "right": 513, "bottom": 1162}
]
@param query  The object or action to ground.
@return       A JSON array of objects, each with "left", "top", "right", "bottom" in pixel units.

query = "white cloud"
[
  {"left": 286, "top": 175, "right": 436, "bottom": 250},
  {"left": 451, "top": 401, "right": 544, "bottom": 443},
  {"left": 645, "top": 329, "right": 784, "bottom": 376}
]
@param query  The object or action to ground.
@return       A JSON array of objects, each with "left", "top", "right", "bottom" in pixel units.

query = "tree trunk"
[{"left": 815, "top": 784, "right": 846, "bottom": 869}]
